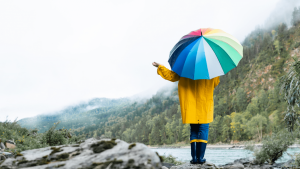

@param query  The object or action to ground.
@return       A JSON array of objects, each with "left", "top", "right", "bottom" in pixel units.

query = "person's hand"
[{"left": 152, "top": 62, "right": 161, "bottom": 67}]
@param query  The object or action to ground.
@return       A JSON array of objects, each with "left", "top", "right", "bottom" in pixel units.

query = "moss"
[
  {"left": 17, "top": 160, "right": 29, "bottom": 165},
  {"left": 36, "top": 159, "right": 50, "bottom": 165},
  {"left": 57, "top": 153, "right": 69, "bottom": 160},
  {"left": 91, "top": 140, "right": 117, "bottom": 153},
  {"left": 71, "top": 144, "right": 80, "bottom": 147},
  {"left": 54, "top": 163, "right": 65, "bottom": 168},
  {"left": 128, "top": 159, "right": 134, "bottom": 164},
  {"left": 50, "top": 147, "right": 62, "bottom": 155},
  {"left": 128, "top": 143, "right": 136, "bottom": 150},
  {"left": 42, "top": 155, "right": 48, "bottom": 159},
  {"left": 28, "top": 163, "right": 37, "bottom": 167},
  {"left": 92, "top": 159, "right": 123, "bottom": 169},
  {"left": 17, "top": 158, "right": 50, "bottom": 167},
  {"left": 16, "top": 153, "right": 23, "bottom": 156}
]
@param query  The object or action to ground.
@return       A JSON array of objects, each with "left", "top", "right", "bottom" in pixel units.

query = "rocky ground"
[
  {"left": 0, "top": 138, "right": 297, "bottom": 169},
  {"left": 170, "top": 158, "right": 296, "bottom": 169},
  {"left": 0, "top": 138, "right": 162, "bottom": 169}
]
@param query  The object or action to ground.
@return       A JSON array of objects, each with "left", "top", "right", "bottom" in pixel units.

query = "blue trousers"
[
  {"left": 190, "top": 123, "right": 209, "bottom": 143},
  {"left": 190, "top": 123, "right": 209, "bottom": 163}
]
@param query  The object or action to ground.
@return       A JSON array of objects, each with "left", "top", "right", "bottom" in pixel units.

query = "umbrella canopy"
[{"left": 168, "top": 28, "right": 243, "bottom": 80}]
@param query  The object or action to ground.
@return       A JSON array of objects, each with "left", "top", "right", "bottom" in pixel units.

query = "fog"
[{"left": 1, "top": 0, "right": 297, "bottom": 121}]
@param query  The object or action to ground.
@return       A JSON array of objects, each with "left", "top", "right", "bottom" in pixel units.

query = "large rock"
[
  {"left": 0, "top": 138, "right": 162, "bottom": 169},
  {"left": 218, "top": 157, "right": 296, "bottom": 169},
  {"left": 5, "top": 143, "right": 16, "bottom": 149}
]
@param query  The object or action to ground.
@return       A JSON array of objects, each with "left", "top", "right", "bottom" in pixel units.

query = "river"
[{"left": 151, "top": 148, "right": 300, "bottom": 166}]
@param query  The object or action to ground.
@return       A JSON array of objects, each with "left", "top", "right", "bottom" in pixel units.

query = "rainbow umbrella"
[{"left": 168, "top": 28, "right": 243, "bottom": 80}]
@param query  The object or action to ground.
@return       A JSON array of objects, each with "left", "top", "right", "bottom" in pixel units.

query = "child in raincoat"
[{"left": 153, "top": 62, "right": 220, "bottom": 164}]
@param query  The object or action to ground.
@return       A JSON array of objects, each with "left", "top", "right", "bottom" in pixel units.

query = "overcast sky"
[{"left": 0, "top": 0, "right": 292, "bottom": 121}]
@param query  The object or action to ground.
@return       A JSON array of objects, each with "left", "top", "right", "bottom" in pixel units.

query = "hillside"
[
  {"left": 18, "top": 97, "right": 130, "bottom": 133},
  {"left": 17, "top": 7, "right": 300, "bottom": 145}
]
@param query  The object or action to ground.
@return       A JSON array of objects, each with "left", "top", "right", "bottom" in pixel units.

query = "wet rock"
[
  {"left": 0, "top": 158, "right": 14, "bottom": 167},
  {"left": 0, "top": 154, "right": 6, "bottom": 161},
  {"left": 228, "top": 146, "right": 244, "bottom": 149},
  {"left": 223, "top": 163, "right": 244, "bottom": 169},
  {"left": 282, "top": 159, "right": 295, "bottom": 168},
  {"left": 170, "top": 161, "right": 217, "bottom": 169},
  {"left": 2, "top": 152, "right": 13, "bottom": 158},
  {"left": 234, "top": 158, "right": 252, "bottom": 165},
  {"left": 5, "top": 140, "right": 16, "bottom": 149},
  {"left": 262, "top": 165, "right": 273, "bottom": 169},
  {"left": 225, "top": 162, "right": 234, "bottom": 166},
  {"left": 0, "top": 138, "right": 162, "bottom": 169},
  {"left": 218, "top": 157, "right": 300, "bottom": 169},
  {"left": 162, "top": 162, "right": 176, "bottom": 168},
  {"left": 272, "top": 162, "right": 283, "bottom": 168}
]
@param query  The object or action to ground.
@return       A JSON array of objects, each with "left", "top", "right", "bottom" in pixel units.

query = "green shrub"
[
  {"left": 41, "top": 122, "right": 67, "bottom": 146},
  {"left": 294, "top": 153, "right": 300, "bottom": 167},
  {"left": 253, "top": 130, "right": 295, "bottom": 164},
  {"left": 0, "top": 119, "right": 49, "bottom": 153},
  {"left": 0, "top": 119, "right": 86, "bottom": 154}
]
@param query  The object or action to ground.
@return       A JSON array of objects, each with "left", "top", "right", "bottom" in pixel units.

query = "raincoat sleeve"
[
  {"left": 157, "top": 65, "right": 180, "bottom": 82},
  {"left": 214, "top": 76, "right": 220, "bottom": 88}
]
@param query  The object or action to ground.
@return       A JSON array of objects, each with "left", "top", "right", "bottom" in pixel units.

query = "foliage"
[
  {"left": 246, "top": 114, "right": 267, "bottom": 142},
  {"left": 295, "top": 153, "right": 300, "bottom": 167},
  {"left": 160, "top": 154, "right": 184, "bottom": 165},
  {"left": 280, "top": 59, "right": 300, "bottom": 132},
  {"left": 253, "top": 130, "right": 295, "bottom": 164},
  {"left": 41, "top": 122, "right": 67, "bottom": 146},
  {"left": 0, "top": 119, "right": 84, "bottom": 154}
]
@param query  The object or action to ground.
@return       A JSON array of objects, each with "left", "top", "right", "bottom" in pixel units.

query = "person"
[{"left": 152, "top": 62, "right": 220, "bottom": 164}]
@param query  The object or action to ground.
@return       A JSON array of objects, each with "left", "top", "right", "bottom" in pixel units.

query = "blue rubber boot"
[
  {"left": 196, "top": 142, "right": 207, "bottom": 164},
  {"left": 190, "top": 142, "right": 197, "bottom": 164}
]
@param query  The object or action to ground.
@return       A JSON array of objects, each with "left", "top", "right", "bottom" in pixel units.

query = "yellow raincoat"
[{"left": 157, "top": 65, "right": 220, "bottom": 124}]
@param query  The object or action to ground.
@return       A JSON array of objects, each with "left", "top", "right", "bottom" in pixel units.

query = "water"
[{"left": 151, "top": 148, "right": 300, "bottom": 166}]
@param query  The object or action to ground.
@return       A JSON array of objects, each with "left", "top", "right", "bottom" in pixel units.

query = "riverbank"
[
  {"left": 153, "top": 147, "right": 300, "bottom": 166},
  {"left": 148, "top": 143, "right": 300, "bottom": 149},
  {"left": 147, "top": 141, "right": 259, "bottom": 149}
]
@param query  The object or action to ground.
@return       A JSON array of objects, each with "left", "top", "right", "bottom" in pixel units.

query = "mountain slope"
[{"left": 18, "top": 97, "right": 130, "bottom": 133}]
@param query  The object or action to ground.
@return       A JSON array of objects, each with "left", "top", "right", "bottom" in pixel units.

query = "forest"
[{"left": 16, "top": 7, "right": 300, "bottom": 145}]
